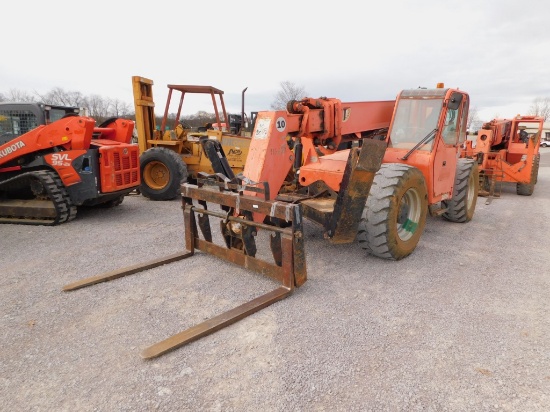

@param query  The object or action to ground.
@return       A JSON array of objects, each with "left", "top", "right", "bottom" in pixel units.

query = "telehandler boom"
[{"left": 64, "top": 84, "right": 479, "bottom": 358}]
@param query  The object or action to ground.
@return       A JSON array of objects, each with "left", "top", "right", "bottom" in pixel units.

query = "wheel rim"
[
  {"left": 396, "top": 187, "right": 422, "bottom": 241},
  {"left": 143, "top": 161, "right": 169, "bottom": 190}
]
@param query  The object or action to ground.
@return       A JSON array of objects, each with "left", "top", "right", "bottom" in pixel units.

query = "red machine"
[
  {"left": 66, "top": 84, "right": 480, "bottom": 359},
  {"left": 464, "top": 115, "right": 543, "bottom": 198},
  {"left": 0, "top": 114, "right": 140, "bottom": 225}
]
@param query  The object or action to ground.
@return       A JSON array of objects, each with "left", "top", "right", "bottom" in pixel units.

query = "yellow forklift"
[{"left": 132, "top": 76, "right": 251, "bottom": 200}]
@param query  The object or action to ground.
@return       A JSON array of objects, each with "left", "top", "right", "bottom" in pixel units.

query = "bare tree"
[
  {"left": 529, "top": 97, "right": 550, "bottom": 121},
  {"left": 181, "top": 111, "right": 218, "bottom": 128},
  {"left": 467, "top": 106, "right": 479, "bottom": 133},
  {"left": 86, "top": 94, "right": 111, "bottom": 121},
  {"left": 0, "top": 86, "right": 136, "bottom": 124},
  {"left": 35, "top": 87, "right": 86, "bottom": 107},
  {"left": 3, "top": 88, "right": 35, "bottom": 102},
  {"left": 271, "top": 81, "right": 308, "bottom": 110},
  {"left": 109, "top": 98, "right": 132, "bottom": 117}
]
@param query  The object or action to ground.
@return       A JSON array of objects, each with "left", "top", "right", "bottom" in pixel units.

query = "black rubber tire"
[
  {"left": 442, "top": 159, "right": 479, "bottom": 223},
  {"left": 139, "top": 147, "right": 188, "bottom": 200},
  {"left": 97, "top": 117, "right": 120, "bottom": 128},
  {"left": 357, "top": 163, "right": 428, "bottom": 260},
  {"left": 516, "top": 153, "right": 539, "bottom": 196}
]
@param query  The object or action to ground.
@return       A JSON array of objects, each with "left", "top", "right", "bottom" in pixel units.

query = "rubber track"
[{"left": 0, "top": 170, "right": 77, "bottom": 225}]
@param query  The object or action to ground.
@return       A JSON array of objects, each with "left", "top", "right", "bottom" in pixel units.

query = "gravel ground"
[{"left": 1, "top": 149, "right": 549, "bottom": 412}]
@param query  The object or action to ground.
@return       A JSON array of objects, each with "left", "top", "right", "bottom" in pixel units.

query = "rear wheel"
[
  {"left": 516, "top": 153, "right": 539, "bottom": 196},
  {"left": 442, "top": 159, "right": 478, "bottom": 223},
  {"left": 140, "top": 147, "right": 188, "bottom": 200},
  {"left": 357, "top": 163, "right": 428, "bottom": 260}
]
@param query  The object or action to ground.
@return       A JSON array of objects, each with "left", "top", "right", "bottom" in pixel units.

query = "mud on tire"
[
  {"left": 357, "top": 163, "right": 428, "bottom": 261},
  {"left": 442, "top": 158, "right": 479, "bottom": 223}
]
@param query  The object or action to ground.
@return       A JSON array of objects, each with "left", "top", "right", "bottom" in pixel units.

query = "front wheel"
[
  {"left": 357, "top": 163, "right": 428, "bottom": 260},
  {"left": 442, "top": 158, "right": 479, "bottom": 223},
  {"left": 517, "top": 153, "right": 539, "bottom": 195},
  {"left": 140, "top": 147, "right": 188, "bottom": 200}
]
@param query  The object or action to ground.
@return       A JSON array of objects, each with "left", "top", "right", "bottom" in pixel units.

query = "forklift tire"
[
  {"left": 139, "top": 147, "right": 188, "bottom": 201},
  {"left": 442, "top": 159, "right": 479, "bottom": 222},
  {"left": 517, "top": 153, "right": 539, "bottom": 195},
  {"left": 357, "top": 163, "right": 428, "bottom": 260}
]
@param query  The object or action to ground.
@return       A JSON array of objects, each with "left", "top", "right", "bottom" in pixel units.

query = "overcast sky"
[{"left": 2, "top": 0, "right": 549, "bottom": 123}]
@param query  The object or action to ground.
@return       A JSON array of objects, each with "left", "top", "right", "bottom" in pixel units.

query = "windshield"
[
  {"left": 389, "top": 98, "right": 443, "bottom": 151},
  {"left": 49, "top": 108, "right": 73, "bottom": 122}
]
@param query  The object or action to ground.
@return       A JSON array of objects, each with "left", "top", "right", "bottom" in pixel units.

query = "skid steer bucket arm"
[{"left": 63, "top": 177, "right": 305, "bottom": 359}]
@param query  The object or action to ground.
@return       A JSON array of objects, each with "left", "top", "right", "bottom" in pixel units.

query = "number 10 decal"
[{"left": 276, "top": 117, "right": 286, "bottom": 132}]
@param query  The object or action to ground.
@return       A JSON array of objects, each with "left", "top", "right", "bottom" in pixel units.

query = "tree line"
[
  {"left": 0, "top": 81, "right": 309, "bottom": 128},
  {"left": 2, "top": 84, "right": 548, "bottom": 131},
  {"left": 0, "top": 87, "right": 230, "bottom": 128}
]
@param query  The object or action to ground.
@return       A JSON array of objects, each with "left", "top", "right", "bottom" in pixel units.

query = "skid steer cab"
[{"left": 63, "top": 84, "right": 479, "bottom": 359}]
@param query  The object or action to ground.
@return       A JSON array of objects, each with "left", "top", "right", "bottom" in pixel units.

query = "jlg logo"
[
  {"left": 51, "top": 153, "right": 72, "bottom": 167},
  {"left": 228, "top": 148, "right": 242, "bottom": 156}
]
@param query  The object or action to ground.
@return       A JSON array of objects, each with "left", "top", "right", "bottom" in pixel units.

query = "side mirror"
[{"left": 447, "top": 92, "right": 463, "bottom": 110}]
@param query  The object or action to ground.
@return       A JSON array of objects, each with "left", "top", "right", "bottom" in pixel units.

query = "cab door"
[{"left": 432, "top": 92, "right": 468, "bottom": 198}]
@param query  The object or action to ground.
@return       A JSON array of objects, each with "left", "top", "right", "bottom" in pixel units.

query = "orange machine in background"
[
  {"left": 0, "top": 110, "right": 140, "bottom": 225},
  {"left": 464, "top": 115, "right": 543, "bottom": 199}
]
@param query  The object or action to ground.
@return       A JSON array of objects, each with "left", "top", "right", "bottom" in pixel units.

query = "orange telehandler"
[
  {"left": 64, "top": 83, "right": 478, "bottom": 358},
  {"left": 463, "top": 115, "right": 543, "bottom": 201}
]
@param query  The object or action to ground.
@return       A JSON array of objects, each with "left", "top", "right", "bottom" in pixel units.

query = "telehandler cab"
[{"left": 65, "top": 84, "right": 478, "bottom": 358}]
